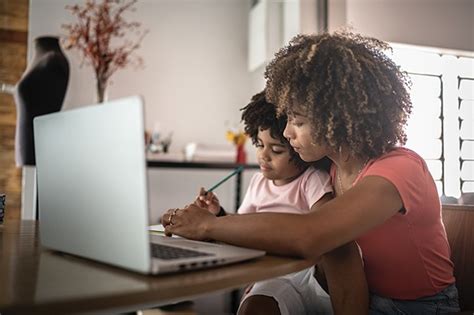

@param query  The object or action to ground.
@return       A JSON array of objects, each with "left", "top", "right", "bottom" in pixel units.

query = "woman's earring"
[{"left": 339, "top": 145, "right": 349, "bottom": 161}]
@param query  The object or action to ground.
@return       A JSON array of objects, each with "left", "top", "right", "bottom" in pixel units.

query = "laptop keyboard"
[{"left": 151, "top": 243, "right": 212, "bottom": 260}]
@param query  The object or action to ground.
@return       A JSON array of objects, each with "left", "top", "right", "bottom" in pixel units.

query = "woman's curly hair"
[
  {"left": 241, "top": 91, "right": 330, "bottom": 171},
  {"left": 265, "top": 30, "right": 412, "bottom": 159}
]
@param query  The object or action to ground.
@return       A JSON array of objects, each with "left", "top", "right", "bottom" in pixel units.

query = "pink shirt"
[
  {"left": 238, "top": 167, "right": 332, "bottom": 215},
  {"left": 332, "top": 147, "right": 455, "bottom": 299}
]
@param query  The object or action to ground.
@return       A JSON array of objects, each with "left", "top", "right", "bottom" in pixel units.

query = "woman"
[{"left": 162, "top": 31, "right": 459, "bottom": 314}]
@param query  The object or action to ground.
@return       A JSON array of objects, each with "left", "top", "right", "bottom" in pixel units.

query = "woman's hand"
[
  {"left": 194, "top": 187, "right": 221, "bottom": 215},
  {"left": 161, "top": 204, "right": 217, "bottom": 241}
]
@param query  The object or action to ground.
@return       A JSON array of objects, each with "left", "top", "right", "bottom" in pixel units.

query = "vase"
[
  {"left": 236, "top": 144, "right": 247, "bottom": 164},
  {"left": 96, "top": 77, "right": 108, "bottom": 103}
]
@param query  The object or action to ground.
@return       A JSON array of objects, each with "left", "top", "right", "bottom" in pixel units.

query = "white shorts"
[{"left": 239, "top": 267, "right": 333, "bottom": 315}]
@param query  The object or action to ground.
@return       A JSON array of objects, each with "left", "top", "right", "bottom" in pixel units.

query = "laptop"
[{"left": 33, "top": 96, "right": 265, "bottom": 274}]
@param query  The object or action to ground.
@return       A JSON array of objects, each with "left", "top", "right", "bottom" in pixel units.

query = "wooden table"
[{"left": 0, "top": 220, "right": 312, "bottom": 315}]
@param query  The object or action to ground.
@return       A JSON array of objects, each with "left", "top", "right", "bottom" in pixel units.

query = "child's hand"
[{"left": 194, "top": 187, "right": 221, "bottom": 215}]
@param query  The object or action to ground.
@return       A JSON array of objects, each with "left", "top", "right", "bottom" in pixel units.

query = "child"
[
  {"left": 195, "top": 90, "right": 332, "bottom": 217},
  {"left": 194, "top": 91, "right": 364, "bottom": 315}
]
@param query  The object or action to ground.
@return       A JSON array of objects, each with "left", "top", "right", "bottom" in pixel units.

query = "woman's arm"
[
  {"left": 311, "top": 193, "right": 369, "bottom": 314},
  {"left": 164, "top": 175, "right": 402, "bottom": 261}
]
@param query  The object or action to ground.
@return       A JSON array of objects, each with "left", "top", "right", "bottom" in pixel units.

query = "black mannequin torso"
[{"left": 14, "top": 36, "right": 69, "bottom": 166}]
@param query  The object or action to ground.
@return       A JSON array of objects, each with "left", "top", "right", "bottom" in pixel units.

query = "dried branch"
[{"left": 62, "top": 0, "right": 148, "bottom": 85}]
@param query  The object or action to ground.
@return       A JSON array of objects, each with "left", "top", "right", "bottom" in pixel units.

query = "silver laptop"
[{"left": 33, "top": 96, "right": 265, "bottom": 274}]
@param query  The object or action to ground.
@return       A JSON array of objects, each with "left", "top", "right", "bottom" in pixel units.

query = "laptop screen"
[{"left": 34, "top": 96, "right": 152, "bottom": 273}]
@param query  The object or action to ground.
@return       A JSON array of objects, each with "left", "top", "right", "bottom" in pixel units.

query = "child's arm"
[{"left": 194, "top": 187, "right": 223, "bottom": 215}]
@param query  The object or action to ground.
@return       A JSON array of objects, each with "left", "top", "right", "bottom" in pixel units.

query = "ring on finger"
[{"left": 169, "top": 208, "right": 178, "bottom": 225}]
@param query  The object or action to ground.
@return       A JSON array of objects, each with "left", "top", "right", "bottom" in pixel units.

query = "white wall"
[
  {"left": 28, "top": 0, "right": 260, "bottom": 220},
  {"left": 28, "top": 0, "right": 473, "bottom": 152},
  {"left": 329, "top": 0, "right": 474, "bottom": 52},
  {"left": 28, "top": 0, "right": 473, "bottom": 219},
  {"left": 29, "top": 0, "right": 260, "bottom": 153}
]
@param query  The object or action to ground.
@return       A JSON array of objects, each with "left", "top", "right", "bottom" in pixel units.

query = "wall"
[
  {"left": 28, "top": 0, "right": 261, "bottom": 220},
  {"left": 26, "top": 0, "right": 473, "bottom": 220},
  {"left": 248, "top": 0, "right": 320, "bottom": 92},
  {"left": 28, "top": 0, "right": 259, "bottom": 153},
  {"left": 0, "top": 0, "right": 29, "bottom": 220},
  {"left": 148, "top": 167, "right": 258, "bottom": 223},
  {"left": 329, "top": 0, "right": 474, "bottom": 52}
]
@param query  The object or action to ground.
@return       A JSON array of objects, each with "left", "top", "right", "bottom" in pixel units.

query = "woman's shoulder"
[
  {"left": 374, "top": 147, "right": 425, "bottom": 166},
  {"left": 380, "top": 147, "right": 421, "bottom": 158},
  {"left": 367, "top": 147, "right": 428, "bottom": 176}
]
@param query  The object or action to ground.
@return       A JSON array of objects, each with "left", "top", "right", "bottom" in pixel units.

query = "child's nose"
[{"left": 259, "top": 148, "right": 271, "bottom": 161}]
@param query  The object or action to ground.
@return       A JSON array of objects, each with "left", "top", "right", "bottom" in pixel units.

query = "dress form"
[
  {"left": 14, "top": 36, "right": 69, "bottom": 220},
  {"left": 14, "top": 36, "right": 69, "bottom": 166}
]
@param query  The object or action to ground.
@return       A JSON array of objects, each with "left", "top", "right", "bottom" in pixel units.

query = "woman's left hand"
[{"left": 161, "top": 204, "right": 217, "bottom": 241}]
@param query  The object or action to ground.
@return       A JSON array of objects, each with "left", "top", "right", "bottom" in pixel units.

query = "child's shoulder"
[
  {"left": 300, "top": 166, "right": 331, "bottom": 184},
  {"left": 299, "top": 167, "right": 333, "bottom": 196},
  {"left": 249, "top": 171, "right": 267, "bottom": 184}
]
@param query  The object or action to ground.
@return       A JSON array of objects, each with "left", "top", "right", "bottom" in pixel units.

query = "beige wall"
[
  {"left": 329, "top": 0, "right": 474, "bottom": 52},
  {"left": 29, "top": 0, "right": 259, "bottom": 153}
]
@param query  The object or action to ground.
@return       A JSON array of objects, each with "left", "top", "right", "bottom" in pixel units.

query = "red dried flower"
[{"left": 62, "top": 0, "right": 148, "bottom": 102}]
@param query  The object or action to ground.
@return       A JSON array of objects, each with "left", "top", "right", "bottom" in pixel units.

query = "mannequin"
[
  {"left": 14, "top": 36, "right": 69, "bottom": 166},
  {"left": 14, "top": 36, "right": 69, "bottom": 220}
]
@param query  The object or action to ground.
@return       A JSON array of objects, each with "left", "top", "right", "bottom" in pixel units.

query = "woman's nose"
[{"left": 283, "top": 123, "right": 292, "bottom": 140}]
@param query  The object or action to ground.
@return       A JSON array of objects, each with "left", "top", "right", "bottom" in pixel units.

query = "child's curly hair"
[
  {"left": 265, "top": 31, "right": 412, "bottom": 159},
  {"left": 241, "top": 90, "right": 330, "bottom": 171}
]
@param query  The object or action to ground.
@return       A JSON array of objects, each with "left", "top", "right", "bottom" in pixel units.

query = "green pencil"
[{"left": 207, "top": 166, "right": 244, "bottom": 192}]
